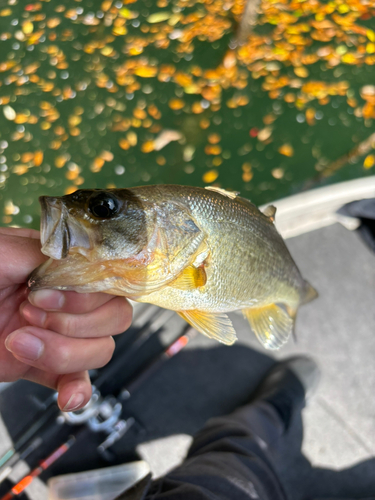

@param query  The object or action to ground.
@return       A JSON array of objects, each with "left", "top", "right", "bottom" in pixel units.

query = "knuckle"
[
  {"left": 54, "top": 345, "right": 71, "bottom": 373},
  {"left": 45, "top": 313, "right": 77, "bottom": 337},
  {"left": 61, "top": 314, "right": 78, "bottom": 337}
]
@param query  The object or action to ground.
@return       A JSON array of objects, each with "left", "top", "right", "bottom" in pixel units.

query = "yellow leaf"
[
  {"left": 203, "top": 170, "right": 219, "bottom": 183},
  {"left": 13, "top": 165, "right": 28, "bottom": 175},
  {"left": 278, "top": 144, "right": 294, "bottom": 157},
  {"left": 119, "top": 8, "right": 132, "bottom": 18},
  {"left": 141, "top": 141, "right": 155, "bottom": 153},
  {"left": 364, "top": 155, "right": 375, "bottom": 169},
  {"left": 119, "top": 139, "right": 130, "bottom": 150},
  {"left": 169, "top": 98, "right": 185, "bottom": 110},
  {"left": 113, "top": 26, "right": 127, "bottom": 36},
  {"left": 127, "top": 131, "right": 137, "bottom": 146},
  {"left": 341, "top": 53, "right": 356, "bottom": 64},
  {"left": 134, "top": 66, "right": 157, "bottom": 78},
  {"left": 22, "top": 21, "right": 34, "bottom": 34},
  {"left": 34, "top": 151, "right": 44, "bottom": 166},
  {"left": 205, "top": 145, "right": 222, "bottom": 155},
  {"left": 147, "top": 12, "right": 171, "bottom": 23},
  {"left": 294, "top": 67, "right": 309, "bottom": 78},
  {"left": 101, "top": 1, "right": 112, "bottom": 12}
]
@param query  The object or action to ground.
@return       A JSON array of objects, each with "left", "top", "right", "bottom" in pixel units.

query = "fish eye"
[{"left": 88, "top": 192, "right": 120, "bottom": 219}]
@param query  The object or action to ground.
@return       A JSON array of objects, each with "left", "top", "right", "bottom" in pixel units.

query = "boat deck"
[{"left": 132, "top": 222, "right": 375, "bottom": 500}]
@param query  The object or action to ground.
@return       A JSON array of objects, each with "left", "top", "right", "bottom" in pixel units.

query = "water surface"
[{"left": 0, "top": 0, "right": 374, "bottom": 228}]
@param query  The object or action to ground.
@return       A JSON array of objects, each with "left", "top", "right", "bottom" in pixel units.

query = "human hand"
[{"left": 0, "top": 227, "right": 132, "bottom": 411}]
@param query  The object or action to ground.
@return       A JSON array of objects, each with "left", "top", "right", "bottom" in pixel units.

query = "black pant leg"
[{"left": 145, "top": 402, "right": 288, "bottom": 500}]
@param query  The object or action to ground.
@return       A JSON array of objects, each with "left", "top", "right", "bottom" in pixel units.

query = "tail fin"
[{"left": 301, "top": 280, "right": 318, "bottom": 305}]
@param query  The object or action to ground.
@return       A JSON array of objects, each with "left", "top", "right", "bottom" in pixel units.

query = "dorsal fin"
[
  {"left": 262, "top": 205, "right": 277, "bottom": 221},
  {"left": 205, "top": 186, "right": 239, "bottom": 199}
]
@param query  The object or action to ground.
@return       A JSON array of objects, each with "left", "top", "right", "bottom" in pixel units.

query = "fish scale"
[
  {"left": 29, "top": 185, "right": 317, "bottom": 349},
  {"left": 142, "top": 186, "right": 302, "bottom": 308}
]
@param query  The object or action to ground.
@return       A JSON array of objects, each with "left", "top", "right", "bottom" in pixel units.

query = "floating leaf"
[
  {"left": 205, "top": 145, "right": 222, "bottom": 155},
  {"left": 113, "top": 26, "right": 127, "bottom": 36},
  {"left": 258, "top": 127, "right": 272, "bottom": 142},
  {"left": 119, "top": 139, "right": 130, "bottom": 150},
  {"left": 134, "top": 66, "right": 157, "bottom": 78},
  {"left": 278, "top": 144, "right": 294, "bottom": 157},
  {"left": 147, "top": 12, "right": 171, "bottom": 23},
  {"left": 364, "top": 155, "right": 375, "bottom": 169},
  {"left": 169, "top": 98, "right": 185, "bottom": 110},
  {"left": 208, "top": 134, "right": 221, "bottom": 144},
  {"left": 3, "top": 106, "right": 16, "bottom": 120},
  {"left": 203, "top": 170, "right": 219, "bottom": 183},
  {"left": 34, "top": 151, "right": 44, "bottom": 166},
  {"left": 22, "top": 21, "right": 34, "bottom": 34},
  {"left": 141, "top": 141, "right": 155, "bottom": 153}
]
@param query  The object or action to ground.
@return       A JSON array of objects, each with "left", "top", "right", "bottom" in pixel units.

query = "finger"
[
  {"left": 57, "top": 372, "right": 92, "bottom": 411},
  {"left": 23, "top": 369, "right": 92, "bottom": 411},
  {"left": 21, "top": 297, "right": 133, "bottom": 338},
  {"left": 0, "top": 227, "right": 40, "bottom": 239},
  {"left": 28, "top": 290, "right": 114, "bottom": 314},
  {"left": 5, "top": 326, "right": 115, "bottom": 374},
  {"left": 0, "top": 234, "right": 46, "bottom": 286}
]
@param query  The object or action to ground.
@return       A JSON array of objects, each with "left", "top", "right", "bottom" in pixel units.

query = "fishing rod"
[
  {"left": 0, "top": 398, "right": 57, "bottom": 471},
  {"left": 94, "top": 308, "right": 176, "bottom": 393},
  {"left": 0, "top": 402, "right": 68, "bottom": 487},
  {"left": 0, "top": 437, "right": 43, "bottom": 484},
  {"left": 0, "top": 435, "right": 77, "bottom": 500},
  {"left": 64, "top": 323, "right": 195, "bottom": 457},
  {"left": 97, "top": 327, "right": 195, "bottom": 456},
  {"left": 120, "top": 325, "right": 194, "bottom": 399}
]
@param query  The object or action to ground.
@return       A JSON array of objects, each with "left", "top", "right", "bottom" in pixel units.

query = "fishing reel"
[{"left": 60, "top": 387, "right": 135, "bottom": 457}]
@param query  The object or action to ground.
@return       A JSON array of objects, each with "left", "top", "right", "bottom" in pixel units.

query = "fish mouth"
[
  {"left": 39, "top": 196, "right": 91, "bottom": 260},
  {"left": 28, "top": 258, "right": 54, "bottom": 291}
]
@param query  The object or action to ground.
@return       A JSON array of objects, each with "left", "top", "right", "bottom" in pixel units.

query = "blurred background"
[{"left": 0, "top": 0, "right": 374, "bottom": 227}]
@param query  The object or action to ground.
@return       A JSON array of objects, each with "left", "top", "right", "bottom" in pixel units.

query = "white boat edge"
[{"left": 260, "top": 176, "right": 375, "bottom": 239}]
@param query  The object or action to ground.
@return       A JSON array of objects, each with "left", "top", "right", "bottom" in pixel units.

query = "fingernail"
[
  {"left": 63, "top": 393, "right": 85, "bottom": 412},
  {"left": 29, "top": 290, "right": 65, "bottom": 310},
  {"left": 5, "top": 332, "right": 44, "bottom": 361}
]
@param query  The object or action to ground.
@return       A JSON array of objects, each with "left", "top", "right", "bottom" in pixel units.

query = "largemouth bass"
[{"left": 28, "top": 185, "right": 317, "bottom": 349}]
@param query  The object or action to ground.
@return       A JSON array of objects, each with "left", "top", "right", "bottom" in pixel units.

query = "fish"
[{"left": 28, "top": 185, "right": 317, "bottom": 349}]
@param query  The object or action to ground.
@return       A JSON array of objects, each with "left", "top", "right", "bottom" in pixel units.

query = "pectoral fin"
[
  {"left": 170, "top": 266, "right": 207, "bottom": 290},
  {"left": 243, "top": 304, "right": 293, "bottom": 350},
  {"left": 178, "top": 310, "right": 237, "bottom": 345}
]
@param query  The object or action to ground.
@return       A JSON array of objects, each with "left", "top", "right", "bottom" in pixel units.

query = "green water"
[{"left": 0, "top": 0, "right": 374, "bottom": 229}]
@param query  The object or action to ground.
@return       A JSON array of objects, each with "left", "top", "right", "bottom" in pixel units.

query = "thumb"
[{"left": 0, "top": 229, "right": 47, "bottom": 286}]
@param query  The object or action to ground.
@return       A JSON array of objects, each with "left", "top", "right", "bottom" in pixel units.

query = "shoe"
[{"left": 250, "top": 356, "right": 320, "bottom": 431}]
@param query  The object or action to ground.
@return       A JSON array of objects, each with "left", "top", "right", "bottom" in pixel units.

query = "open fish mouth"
[{"left": 39, "top": 196, "right": 91, "bottom": 260}]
